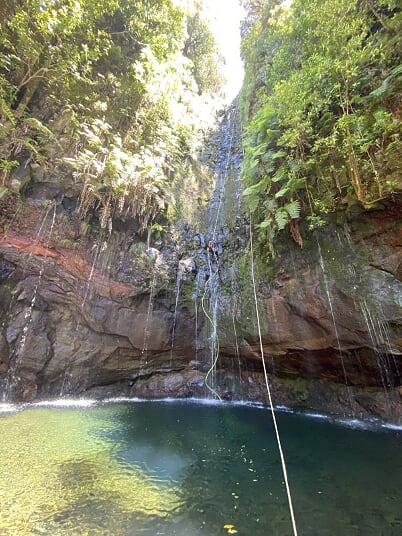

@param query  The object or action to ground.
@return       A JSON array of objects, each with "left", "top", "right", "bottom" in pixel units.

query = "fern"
[
  {"left": 243, "top": 183, "right": 261, "bottom": 196},
  {"left": 19, "top": 138, "right": 40, "bottom": 156},
  {"left": 263, "top": 198, "right": 277, "bottom": 212},
  {"left": 275, "top": 184, "right": 290, "bottom": 198},
  {"left": 275, "top": 208, "right": 288, "bottom": 230},
  {"left": 24, "top": 117, "right": 59, "bottom": 144},
  {"left": 252, "top": 143, "right": 268, "bottom": 156},
  {"left": 369, "top": 64, "right": 402, "bottom": 99},
  {"left": 257, "top": 219, "right": 271, "bottom": 229},
  {"left": 285, "top": 200, "right": 301, "bottom": 219},
  {"left": 0, "top": 158, "right": 18, "bottom": 172},
  {"left": 0, "top": 185, "right": 11, "bottom": 199},
  {"left": 0, "top": 98, "right": 16, "bottom": 125},
  {"left": 272, "top": 164, "right": 288, "bottom": 182},
  {"left": 248, "top": 195, "right": 260, "bottom": 213}
]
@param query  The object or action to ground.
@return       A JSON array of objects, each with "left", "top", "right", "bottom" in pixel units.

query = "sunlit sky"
[{"left": 202, "top": 0, "right": 245, "bottom": 101}]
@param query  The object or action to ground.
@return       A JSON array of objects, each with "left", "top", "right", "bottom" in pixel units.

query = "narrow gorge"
[
  {"left": 1, "top": 2, "right": 402, "bottom": 535},
  {"left": 1, "top": 100, "right": 401, "bottom": 422},
  {"left": 0, "top": 0, "right": 401, "bottom": 423}
]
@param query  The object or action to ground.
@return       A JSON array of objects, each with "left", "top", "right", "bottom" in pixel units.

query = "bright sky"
[{"left": 202, "top": 0, "right": 245, "bottom": 102}]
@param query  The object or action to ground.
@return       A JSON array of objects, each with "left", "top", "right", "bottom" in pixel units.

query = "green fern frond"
[
  {"left": 285, "top": 200, "right": 301, "bottom": 219},
  {"left": 0, "top": 98, "right": 16, "bottom": 125},
  {"left": 257, "top": 219, "right": 271, "bottom": 229},
  {"left": 263, "top": 198, "right": 277, "bottom": 212},
  {"left": 275, "top": 184, "right": 290, "bottom": 198},
  {"left": 275, "top": 209, "right": 288, "bottom": 230},
  {"left": 24, "top": 117, "right": 56, "bottom": 139}
]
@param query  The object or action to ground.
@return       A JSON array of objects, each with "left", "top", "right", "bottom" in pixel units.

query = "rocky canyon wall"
[{"left": 0, "top": 107, "right": 401, "bottom": 422}]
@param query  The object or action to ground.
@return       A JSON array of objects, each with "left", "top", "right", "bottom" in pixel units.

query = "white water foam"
[
  {"left": 0, "top": 403, "right": 19, "bottom": 413},
  {"left": 381, "top": 422, "right": 402, "bottom": 431},
  {"left": 303, "top": 411, "right": 332, "bottom": 421},
  {"left": 34, "top": 398, "right": 97, "bottom": 408},
  {"left": 1, "top": 397, "right": 401, "bottom": 433}
]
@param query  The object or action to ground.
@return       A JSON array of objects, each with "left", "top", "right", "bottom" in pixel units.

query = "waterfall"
[
  {"left": 200, "top": 101, "right": 244, "bottom": 398},
  {"left": 170, "top": 265, "right": 183, "bottom": 368},
  {"left": 81, "top": 231, "right": 104, "bottom": 309},
  {"left": 316, "top": 236, "right": 354, "bottom": 412},
  {"left": 4, "top": 202, "right": 57, "bottom": 400}
]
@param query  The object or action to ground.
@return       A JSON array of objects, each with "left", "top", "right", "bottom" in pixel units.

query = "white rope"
[
  {"left": 249, "top": 214, "right": 298, "bottom": 536},
  {"left": 201, "top": 252, "right": 222, "bottom": 400},
  {"left": 202, "top": 105, "right": 237, "bottom": 397}
]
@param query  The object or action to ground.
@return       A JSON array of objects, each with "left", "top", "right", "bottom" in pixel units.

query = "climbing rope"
[
  {"left": 202, "top": 106, "right": 237, "bottom": 399},
  {"left": 249, "top": 213, "right": 299, "bottom": 536},
  {"left": 201, "top": 251, "right": 222, "bottom": 400}
]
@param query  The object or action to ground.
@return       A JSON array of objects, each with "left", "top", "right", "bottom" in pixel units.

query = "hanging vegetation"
[
  {"left": 0, "top": 0, "right": 223, "bottom": 230},
  {"left": 240, "top": 0, "right": 401, "bottom": 253}
]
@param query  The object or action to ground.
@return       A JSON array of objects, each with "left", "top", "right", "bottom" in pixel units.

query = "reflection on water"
[{"left": 0, "top": 401, "right": 401, "bottom": 535}]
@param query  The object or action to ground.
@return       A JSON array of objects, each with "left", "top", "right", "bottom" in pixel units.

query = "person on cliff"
[{"left": 207, "top": 239, "right": 219, "bottom": 260}]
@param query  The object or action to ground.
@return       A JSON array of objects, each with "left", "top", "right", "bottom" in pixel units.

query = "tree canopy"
[
  {"left": 240, "top": 0, "right": 401, "bottom": 253},
  {"left": 0, "top": 0, "right": 223, "bottom": 230}
]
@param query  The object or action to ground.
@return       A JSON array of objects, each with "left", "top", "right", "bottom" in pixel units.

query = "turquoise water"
[{"left": 0, "top": 400, "right": 401, "bottom": 535}]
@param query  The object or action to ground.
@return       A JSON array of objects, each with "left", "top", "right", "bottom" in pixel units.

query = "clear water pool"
[{"left": 0, "top": 400, "right": 401, "bottom": 535}]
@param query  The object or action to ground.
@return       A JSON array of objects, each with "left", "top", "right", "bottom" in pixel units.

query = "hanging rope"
[
  {"left": 201, "top": 106, "right": 237, "bottom": 399},
  {"left": 249, "top": 213, "right": 298, "bottom": 536},
  {"left": 201, "top": 251, "right": 222, "bottom": 400}
]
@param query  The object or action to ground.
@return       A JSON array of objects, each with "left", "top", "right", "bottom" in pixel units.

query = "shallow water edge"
[{"left": 1, "top": 396, "right": 401, "bottom": 432}]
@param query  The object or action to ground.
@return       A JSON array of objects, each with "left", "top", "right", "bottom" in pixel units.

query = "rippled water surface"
[{"left": 0, "top": 400, "right": 401, "bottom": 535}]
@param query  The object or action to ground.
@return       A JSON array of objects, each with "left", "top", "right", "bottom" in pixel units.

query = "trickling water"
[
  {"left": 193, "top": 269, "right": 207, "bottom": 361},
  {"left": 141, "top": 271, "right": 157, "bottom": 363},
  {"left": 205, "top": 251, "right": 220, "bottom": 392},
  {"left": 378, "top": 320, "right": 401, "bottom": 380},
  {"left": 18, "top": 205, "right": 56, "bottom": 353},
  {"left": 229, "top": 264, "right": 243, "bottom": 390},
  {"left": 170, "top": 265, "right": 183, "bottom": 367},
  {"left": 335, "top": 226, "right": 401, "bottom": 391},
  {"left": 59, "top": 369, "right": 74, "bottom": 398},
  {"left": 316, "top": 237, "right": 354, "bottom": 413},
  {"left": 202, "top": 104, "right": 240, "bottom": 397},
  {"left": 359, "top": 298, "right": 400, "bottom": 392},
  {"left": 208, "top": 121, "right": 235, "bottom": 235},
  {"left": 93, "top": 232, "right": 120, "bottom": 284},
  {"left": 192, "top": 277, "right": 203, "bottom": 363},
  {"left": 5, "top": 203, "right": 57, "bottom": 399},
  {"left": 81, "top": 232, "right": 105, "bottom": 309}
]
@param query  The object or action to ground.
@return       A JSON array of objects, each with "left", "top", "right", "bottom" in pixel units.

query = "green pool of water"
[{"left": 0, "top": 400, "right": 401, "bottom": 535}]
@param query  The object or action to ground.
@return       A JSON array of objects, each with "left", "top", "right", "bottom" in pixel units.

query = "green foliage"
[
  {"left": 0, "top": 0, "right": 223, "bottom": 229},
  {"left": 0, "top": 185, "right": 12, "bottom": 199},
  {"left": 184, "top": 9, "right": 224, "bottom": 94},
  {"left": 240, "top": 0, "right": 402, "bottom": 252},
  {"left": 65, "top": 117, "right": 178, "bottom": 229}
]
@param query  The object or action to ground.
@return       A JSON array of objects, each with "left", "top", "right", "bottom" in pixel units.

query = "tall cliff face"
[
  {"left": 0, "top": 105, "right": 401, "bottom": 422},
  {"left": 221, "top": 201, "right": 402, "bottom": 421},
  {"left": 0, "top": 201, "right": 206, "bottom": 402}
]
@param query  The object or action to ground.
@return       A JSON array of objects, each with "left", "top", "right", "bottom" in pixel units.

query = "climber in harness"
[{"left": 207, "top": 239, "right": 219, "bottom": 259}]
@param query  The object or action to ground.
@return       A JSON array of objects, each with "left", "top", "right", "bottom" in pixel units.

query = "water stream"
[
  {"left": 170, "top": 265, "right": 183, "bottom": 368},
  {"left": 317, "top": 226, "right": 401, "bottom": 405},
  {"left": 141, "top": 271, "right": 157, "bottom": 363},
  {"left": 4, "top": 203, "right": 57, "bottom": 399},
  {"left": 202, "top": 103, "right": 242, "bottom": 397},
  {"left": 316, "top": 236, "right": 354, "bottom": 413},
  {"left": 81, "top": 231, "right": 105, "bottom": 309}
]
